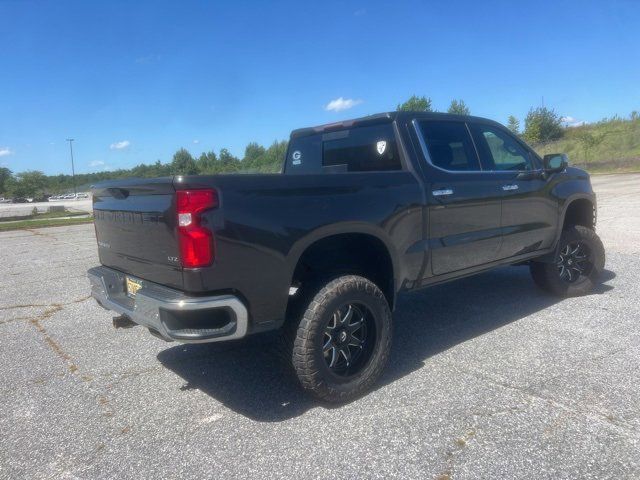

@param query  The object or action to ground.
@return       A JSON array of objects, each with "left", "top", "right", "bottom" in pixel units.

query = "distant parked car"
[
  {"left": 77, "top": 192, "right": 89, "bottom": 198},
  {"left": 12, "top": 197, "right": 28, "bottom": 203},
  {"left": 0, "top": 197, "right": 12, "bottom": 203}
]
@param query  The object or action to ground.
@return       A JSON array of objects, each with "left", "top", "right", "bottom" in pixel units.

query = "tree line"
[
  {"left": 0, "top": 141, "right": 287, "bottom": 198},
  {"left": 2, "top": 95, "right": 634, "bottom": 198},
  {"left": 396, "top": 94, "right": 565, "bottom": 144}
]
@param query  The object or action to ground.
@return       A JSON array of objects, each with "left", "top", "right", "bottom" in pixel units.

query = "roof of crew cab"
[{"left": 290, "top": 111, "right": 504, "bottom": 138}]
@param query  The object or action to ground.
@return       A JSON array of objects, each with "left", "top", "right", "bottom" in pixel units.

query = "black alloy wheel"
[
  {"left": 322, "top": 303, "right": 375, "bottom": 377},
  {"left": 556, "top": 241, "right": 592, "bottom": 283}
]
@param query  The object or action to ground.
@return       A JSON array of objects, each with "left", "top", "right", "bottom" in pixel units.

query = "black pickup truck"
[{"left": 88, "top": 112, "right": 605, "bottom": 401}]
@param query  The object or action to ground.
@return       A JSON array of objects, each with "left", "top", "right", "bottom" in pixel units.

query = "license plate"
[{"left": 125, "top": 277, "right": 143, "bottom": 298}]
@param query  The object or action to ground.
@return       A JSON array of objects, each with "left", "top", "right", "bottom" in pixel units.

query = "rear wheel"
[
  {"left": 530, "top": 225, "right": 605, "bottom": 297},
  {"left": 290, "top": 275, "right": 392, "bottom": 402}
]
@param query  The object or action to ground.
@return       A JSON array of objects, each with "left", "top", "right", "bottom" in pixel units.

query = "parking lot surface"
[{"left": 1, "top": 174, "right": 638, "bottom": 479}]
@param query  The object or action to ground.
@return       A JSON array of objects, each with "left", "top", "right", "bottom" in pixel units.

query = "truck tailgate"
[{"left": 92, "top": 178, "right": 183, "bottom": 289}]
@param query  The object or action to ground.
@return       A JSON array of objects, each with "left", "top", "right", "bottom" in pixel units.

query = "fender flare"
[
  {"left": 286, "top": 222, "right": 400, "bottom": 300},
  {"left": 538, "top": 193, "right": 595, "bottom": 263},
  {"left": 556, "top": 193, "right": 596, "bottom": 243}
]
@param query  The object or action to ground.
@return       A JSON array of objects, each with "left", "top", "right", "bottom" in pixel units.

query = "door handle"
[
  {"left": 502, "top": 184, "right": 519, "bottom": 191},
  {"left": 432, "top": 188, "right": 454, "bottom": 197}
]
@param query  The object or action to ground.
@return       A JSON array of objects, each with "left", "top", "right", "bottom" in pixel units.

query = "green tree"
[
  {"left": 397, "top": 95, "right": 433, "bottom": 112},
  {"left": 507, "top": 115, "right": 520, "bottom": 135},
  {"left": 575, "top": 130, "right": 606, "bottom": 164},
  {"left": 12, "top": 170, "right": 47, "bottom": 197},
  {"left": 170, "top": 148, "right": 198, "bottom": 175},
  {"left": 196, "top": 151, "right": 219, "bottom": 174},
  {"left": 0, "top": 167, "right": 12, "bottom": 194},
  {"left": 262, "top": 140, "right": 287, "bottom": 172},
  {"left": 218, "top": 148, "right": 240, "bottom": 172},
  {"left": 130, "top": 160, "right": 171, "bottom": 178},
  {"left": 447, "top": 99, "right": 470, "bottom": 115},
  {"left": 243, "top": 142, "right": 266, "bottom": 164},
  {"left": 523, "top": 107, "right": 564, "bottom": 144}
]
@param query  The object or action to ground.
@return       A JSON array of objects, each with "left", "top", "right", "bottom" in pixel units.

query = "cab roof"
[{"left": 290, "top": 111, "right": 503, "bottom": 138}]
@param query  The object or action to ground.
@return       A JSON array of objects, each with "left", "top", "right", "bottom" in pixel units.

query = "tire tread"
[
  {"left": 530, "top": 225, "right": 605, "bottom": 297},
  {"left": 290, "top": 275, "right": 392, "bottom": 402}
]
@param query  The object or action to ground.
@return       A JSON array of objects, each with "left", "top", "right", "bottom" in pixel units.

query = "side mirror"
[{"left": 543, "top": 153, "right": 568, "bottom": 173}]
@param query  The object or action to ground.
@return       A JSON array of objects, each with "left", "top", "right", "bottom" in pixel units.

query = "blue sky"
[{"left": 1, "top": 0, "right": 639, "bottom": 175}]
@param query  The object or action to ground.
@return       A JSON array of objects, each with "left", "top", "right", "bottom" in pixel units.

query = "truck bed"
[{"left": 92, "top": 171, "right": 424, "bottom": 331}]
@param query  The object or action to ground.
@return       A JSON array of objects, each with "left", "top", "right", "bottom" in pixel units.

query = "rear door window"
[
  {"left": 322, "top": 124, "right": 401, "bottom": 172},
  {"left": 417, "top": 121, "right": 480, "bottom": 171}
]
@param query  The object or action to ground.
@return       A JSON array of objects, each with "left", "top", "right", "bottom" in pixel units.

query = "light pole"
[{"left": 66, "top": 138, "right": 76, "bottom": 196}]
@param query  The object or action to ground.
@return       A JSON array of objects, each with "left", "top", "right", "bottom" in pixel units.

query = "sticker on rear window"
[
  {"left": 292, "top": 150, "right": 302, "bottom": 165},
  {"left": 376, "top": 141, "right": 387, "bottom": 155}
]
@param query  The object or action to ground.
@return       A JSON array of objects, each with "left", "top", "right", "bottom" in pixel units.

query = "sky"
[{"left": 1, "top": 0, "right": 639, "bottom": 176}]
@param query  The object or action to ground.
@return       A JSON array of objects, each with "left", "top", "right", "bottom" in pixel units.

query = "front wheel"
[
  {"left": 291, "top": 275, "right": 392, "bottom": 403},
  {"left": 530, "top": 225, "right": 605, "bottom": 297}
]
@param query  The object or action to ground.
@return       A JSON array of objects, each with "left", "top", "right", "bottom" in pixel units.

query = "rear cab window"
[{"left": 285, "top": 123, "right": 402, "bottom": 174}]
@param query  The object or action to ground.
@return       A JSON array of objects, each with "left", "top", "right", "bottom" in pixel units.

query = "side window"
[
  {"left": 322, "top": 124, "right": 401, "bottom": 172},
  {"left": 417, "top": 121, "right": 480, "bottom": 171},
  {"left": 470, "top": 124, "right": 534, "bottom": 171}
]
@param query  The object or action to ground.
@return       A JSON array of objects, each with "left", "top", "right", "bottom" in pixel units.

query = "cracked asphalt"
[{"left": 1, "top": 174, "right": 639, "bottom": 479}]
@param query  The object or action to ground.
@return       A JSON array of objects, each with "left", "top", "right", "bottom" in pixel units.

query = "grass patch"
[
  {"left": 576, "top": 158, "right": 640, "bottom": 175},
  {"left": 35, "top": 210, "right": 89, "bottom": 220},
  {"left": 533, "top": 116, "right": 640, "bottom": 174},
  {"left": 0, "top": 216, "right": 94, "bottom": 232},
  {"left": 0, "top": 209, "right": 89, "bottom": 223}
]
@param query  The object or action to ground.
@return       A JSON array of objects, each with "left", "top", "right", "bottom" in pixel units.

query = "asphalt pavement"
[{"left": 0, "top": 174, "right": 638, "bottom": 479}]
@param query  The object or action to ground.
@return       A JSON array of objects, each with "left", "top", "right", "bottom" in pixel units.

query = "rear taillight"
[{"left": 176, "top": 189, "right": 218, "bottom": 268}]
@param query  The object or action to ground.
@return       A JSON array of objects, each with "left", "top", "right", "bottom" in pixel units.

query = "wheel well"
[
  {"left": 290, "top": 233, "right": 395, "bottom": 308},
  {"left": 563, "top": 199, "right": 595, "bottom": 229}
]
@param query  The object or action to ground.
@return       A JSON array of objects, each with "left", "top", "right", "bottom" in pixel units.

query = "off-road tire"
[
  {"left": 530, "top": 225, "right": 605, "bottom": 297},
  {"left": 289, "top": 275, "right": 392, "bottom": 403}
]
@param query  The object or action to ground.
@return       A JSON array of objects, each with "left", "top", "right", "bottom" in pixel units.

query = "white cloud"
[
  {"left": 193, "top": 139, "right": 200, "bottom": 144},
  {"left": 110, "top": 140, "right": 130, "bottom": 150},
  {"left": 561, "top": 116, "right": 586, "bottom": 127},
  {"left": 324, "top": 97, "right": 363, "bottom": 112},
  {"left": 0, "top": 147, "right": 13, "bottom": 157},
  {"left": 89, "top": 160, "right": 111, "bottom": 171}
]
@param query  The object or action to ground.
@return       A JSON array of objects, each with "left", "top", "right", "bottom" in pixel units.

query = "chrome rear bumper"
[{"left": 88, "top": 266, "right": 248, "bottom": 343}]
